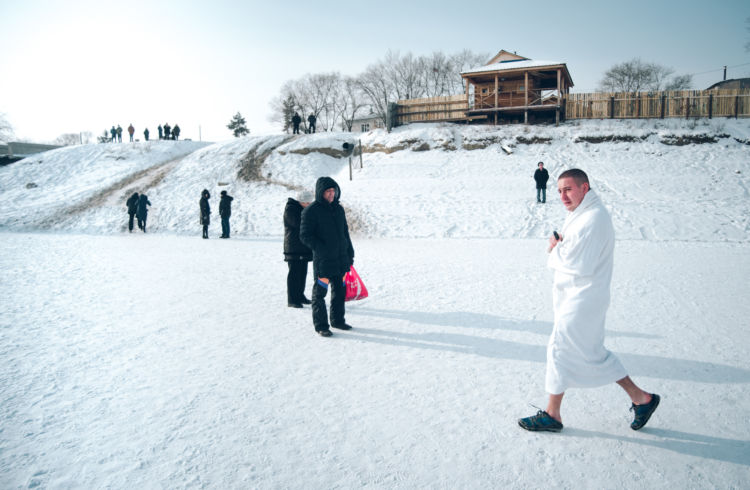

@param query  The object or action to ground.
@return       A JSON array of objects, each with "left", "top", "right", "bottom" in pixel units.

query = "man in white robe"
[{"left": 518, "top": 169, "right": 660, "bottom": 432}]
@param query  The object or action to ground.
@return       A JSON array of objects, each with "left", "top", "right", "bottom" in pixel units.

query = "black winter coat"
[
  {"left": 219, "top": 194, "right": 233, "bottom": 218},
  {"left": 534, "top": 168, "right": 549, "bottom": 189},
  {"left": 200, "top": 193, "right": 210, "bottom": 225},
  {"left": 136, "top": 195, "right": 151, "bottom": 219},
  {"left": 126, "top": 193, "right": 139, "bottom": 214},
  {"left": 300, "top": 177, "right": 354, "bottom": 278},
  {"left": 284, "top": 198, "right": 312, "bottom": 262}
]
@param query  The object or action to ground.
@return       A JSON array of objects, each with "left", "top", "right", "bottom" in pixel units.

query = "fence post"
[
  {"left": 735, "top": 95, "right": 740, "bottom": 119},
  {"left": 660, "top": 95, "right": 666, "bottom": 119},
  {"left": 610, "top": 96, "right": 615, "bottom": 119},
  {"left": 708, "top": 93, "right": 713, "bottom": 119},
  {"left": 349, "top": 156, "right": 353, "bottom": 181},
  {"left": 685, "top": 96, "right": 690, "bottom": 119},
  {"left": 358, "top": 139, "right": 363, "bottom": 169}
]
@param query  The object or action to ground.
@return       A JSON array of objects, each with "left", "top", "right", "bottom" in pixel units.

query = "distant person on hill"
[
  {"left": 199, "top": 189, "right": 211, "bottom": 239},
  {"left": 144, "top": 128, "right": 150, "bottom": 141},
  {"left": 158, "top": 125, "right": 163, "bottom": 140},
  {"left": 136, "top": 194, "right": 151, "bottom": 232},
  {"left": 291, "top": 112, "right": 301, "bottom": 134},
  {"left": 219, "top": 190, "right": 233, "bottom": 238},
  {"left": 164, "top": 123, "right": 171, "bottom": 141},
  {"left": 173, "top": 124, "right": 180, "bottom": 141},
  {"left": 116, "top": 125, "right": 123, "bottom": 142},
  {"left": 518, "top": 169, "right": 660, "bottom": 433},
  {"left": 284, "top": 190, "right": 314, "bottom": 308},
  {"left": 308, "top": 114, "right": 316, "bottom": 133},
  {"left": 127, "top": 124, "right": 135, "bottom": 142},
  {"left": 110, "top": 126, "right": 117, "bottom": 143},
  {"left": 126, "top": 192, "right": 139, "bottom": 232},
  {"left": 534, "top": 161, "right": 549, "bottom": 203},
  {"left": 300, "top": 177, "right": 355, "bottom": 337}
]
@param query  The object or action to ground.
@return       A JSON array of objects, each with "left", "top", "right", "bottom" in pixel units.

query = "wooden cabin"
[{"left": 461, "top": 50, "right": 574, "bottom": 124}]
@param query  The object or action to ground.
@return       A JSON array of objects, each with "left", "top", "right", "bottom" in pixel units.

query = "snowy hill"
[
  {"left": 1, "top": 118, "right": 748, "bottom": 241},
  {"left": 2, "top": 120, "right": 750, "bottom": 488}
]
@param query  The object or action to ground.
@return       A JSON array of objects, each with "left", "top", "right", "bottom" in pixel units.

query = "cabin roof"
[{"left": 462, "top": 59, "right": 568, "bottom": 75}]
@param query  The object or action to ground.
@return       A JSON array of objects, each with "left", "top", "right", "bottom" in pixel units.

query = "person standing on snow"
[
  {"left": 172, "top": 124, "right": 180, "bottom": 141},
  {"left": 518, "top": 168, "right": 659, "bottom": 433},
  {"left": 110, "top": 126, "right": 117, "bottom": 142},
  {"left": 199, "top": 189, "right": 211, "bottom": 239},
  {"left": 127, "top": 123, "right": 135, "bottom": 142},
  {"left": 144, "top": 128, "right": 150, "bottom": 141},
  {"left": 284, "top": 190, "right": 314, "bottom": 308},
  {"left": 126, "top": 192, "right": 139, "bottom": 232},
  {"left": 164, "top": 123, "right": 171, "bottom": 140},
  {"left": 291, "top": 112, "right": 301, "bottom": 135},
  {"left": 116, "top": 125, "right": 123, "bottom": 142},
  {"left": 307, "top": 114, "right": 316, "bottom": 133},
  {"left": 534, "top": 161, "right": 549, "bottom": 203},
  {"left": 219, "top": 190, "right": 233, "bottom": 238},
  {"left": 300, "top": 177, "right": 355, "bottom": 337},
  {"left": 136, "top": 193, "right": 151, "bottom": 232},
  {"left": 158, "top": 125, "right": 163, "bottom": 140}
]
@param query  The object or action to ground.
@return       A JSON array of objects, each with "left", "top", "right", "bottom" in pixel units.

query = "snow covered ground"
[{"left": 1, "top": 119, "right": 749, "bottom": 488}]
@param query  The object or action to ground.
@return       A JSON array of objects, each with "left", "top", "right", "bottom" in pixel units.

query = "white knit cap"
[{"left": 297, "top": 190, "right": 314, "bottom": 202}]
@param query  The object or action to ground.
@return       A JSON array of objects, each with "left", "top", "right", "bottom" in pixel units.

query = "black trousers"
[
  {"left": 311, "top": 268, "right": 345, "bottom": 332},
  {"left": 128, "top": 212, "right": 135, "bottom": 231},
  {"left": 287, "top": 260, "right": 309, "bottom": 304}
]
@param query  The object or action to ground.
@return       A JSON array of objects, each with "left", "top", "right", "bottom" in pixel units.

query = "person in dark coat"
[
  {"left": 199, "top": 189, "right": 211, "bottom": 239},
  {"left": 144, "top": 128, "right": 150, "bottom": 141},
  {"left": 173, "top": 124, "right": 181, "bottom": 140},
  {"left": 284, "top": 190, "right": 314, "bottom": 308},
  {"left": 116, "top": 125, "right": 123, "bottom": 142},
  {"left": 136, "top": 194, "right": 151, "bottom": 232},
  {"left": 291, "top": 112, "right": 301, "bottom": 135},
  {"left": 164, "top": 123, "right": 171, "bottom": 140},
  {"left": 219, "top": 190, "right": 233, "bottom": 238},
  {"left": 110, "top": 126, "right": 117, "bottom": 142},
  {"left": 534, "top": 161, "right": 550, "bottom": 203},
  {"left": 307, "top": 114, "right": 316, "bottom": 133},
  {"left": 158, "top": 125, "right": 163, "bottom": 140},
  {"left": 300, "top": 176, "right": 355, "bottom": 337},
  {"left": 126, "top": 192, "right": 139, "bottom": 232}
]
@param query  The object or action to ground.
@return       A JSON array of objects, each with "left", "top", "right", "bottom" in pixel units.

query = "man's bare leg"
[
  {"left": 617, "top": 376, "right": 652, "bottom": 405},
  {"left": 546, "top": 392, "right": 564, "bottom": 423}
]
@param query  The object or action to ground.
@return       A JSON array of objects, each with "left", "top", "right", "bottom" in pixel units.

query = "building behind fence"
[{"left": 391, "top": 89, "right": 750, "bottom": 127}]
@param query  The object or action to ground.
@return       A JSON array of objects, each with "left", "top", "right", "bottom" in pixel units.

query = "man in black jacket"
[
  {"left": 219, "top": 190, "right": 233, "bottom": 238},
  {"left": 300, "top": 177, "right": 355, "bottom": 337},
  {"left": 200, "top": 189, "right": 210, "bottom": 239},
  {"left": 284, "top": 190, "right": 314, "bottom": 308},
  {"left": 534, "top": 161, "right": 550, "bottom": 203},
  {"left": 126, "top": 192, "right": 139, "bottom": 232}
]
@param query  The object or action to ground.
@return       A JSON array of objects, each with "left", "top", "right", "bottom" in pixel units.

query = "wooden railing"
[
  {"left": 565, "top": 89, "right": 750, "bottom": 119},
  {"left": 395, "top": 94, "right": 469, "bottom": 124}
]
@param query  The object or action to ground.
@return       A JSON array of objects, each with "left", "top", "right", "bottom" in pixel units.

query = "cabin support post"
[{"left": 524, "top": 72, "right": 529, "bottom": 124}]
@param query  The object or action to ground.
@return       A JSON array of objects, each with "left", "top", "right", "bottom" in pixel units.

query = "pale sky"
[{"left": 1, "top": 0, "right": 748, "bottom": 143}]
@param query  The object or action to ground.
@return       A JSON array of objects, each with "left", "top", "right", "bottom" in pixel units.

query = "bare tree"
[
  {"left": 339, "top": 76, "right": 368, "bottom": 131},
  {"left": 448, "top": 50, "right": 489, "bottom": 94},
  {"left": 0, "top": 112, "right": 14, "bottom": 143},
  {"left": 356, "top": 60, "right": 397, "bottom": 126},
  {"left": 599, "top": 58, "right": 691, "bottom": 92}
]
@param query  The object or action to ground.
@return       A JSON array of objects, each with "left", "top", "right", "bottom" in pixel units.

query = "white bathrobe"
[{"left": 545, "top": 190, "right": 627, "bottom": 394}]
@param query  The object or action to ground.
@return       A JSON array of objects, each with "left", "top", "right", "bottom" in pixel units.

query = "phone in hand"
[{"left": 553, "top": 231, "right": 560, "bottom": 241}]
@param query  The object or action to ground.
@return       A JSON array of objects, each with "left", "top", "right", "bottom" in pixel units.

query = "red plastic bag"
[{"left": 344, "top": 266, "right": 369, "bottom": 301}]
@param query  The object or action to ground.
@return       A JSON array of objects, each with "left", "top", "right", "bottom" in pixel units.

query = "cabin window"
[
  {"left": 519, "top": 85, "right": 525, "bottom": 92},
  {"left": 360, "top": 123, "right": 370, "bottom": 132}
]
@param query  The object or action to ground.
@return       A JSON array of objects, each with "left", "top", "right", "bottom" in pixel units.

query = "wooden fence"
[
  {"left": 565, "top": 89, "right": 750, "bottom": 119},
  {"left": 394, "top": 94, "right": 469, "bottom": 124}
]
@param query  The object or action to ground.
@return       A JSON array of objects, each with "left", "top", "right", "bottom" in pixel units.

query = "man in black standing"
[
  {"left": 284, "top": 190, "right": 314, "bottom": 308},
  {"left": 534, "top": 161, "right": 550, "bottom": 203},
  {"left": 300, "top": 177, "right": 355, "bottom": 337},
  {"left": 219, "top": 190, "right": 233, "bottom": 238},
  {"left": 307, "top": 113, "right": 316, "bottom": 133},
  {"left": 291, "top": 112, "right": 302, "bottom": 134},
  {"left": 200, "top": 189, "right": 210, "bottom": 239}
]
